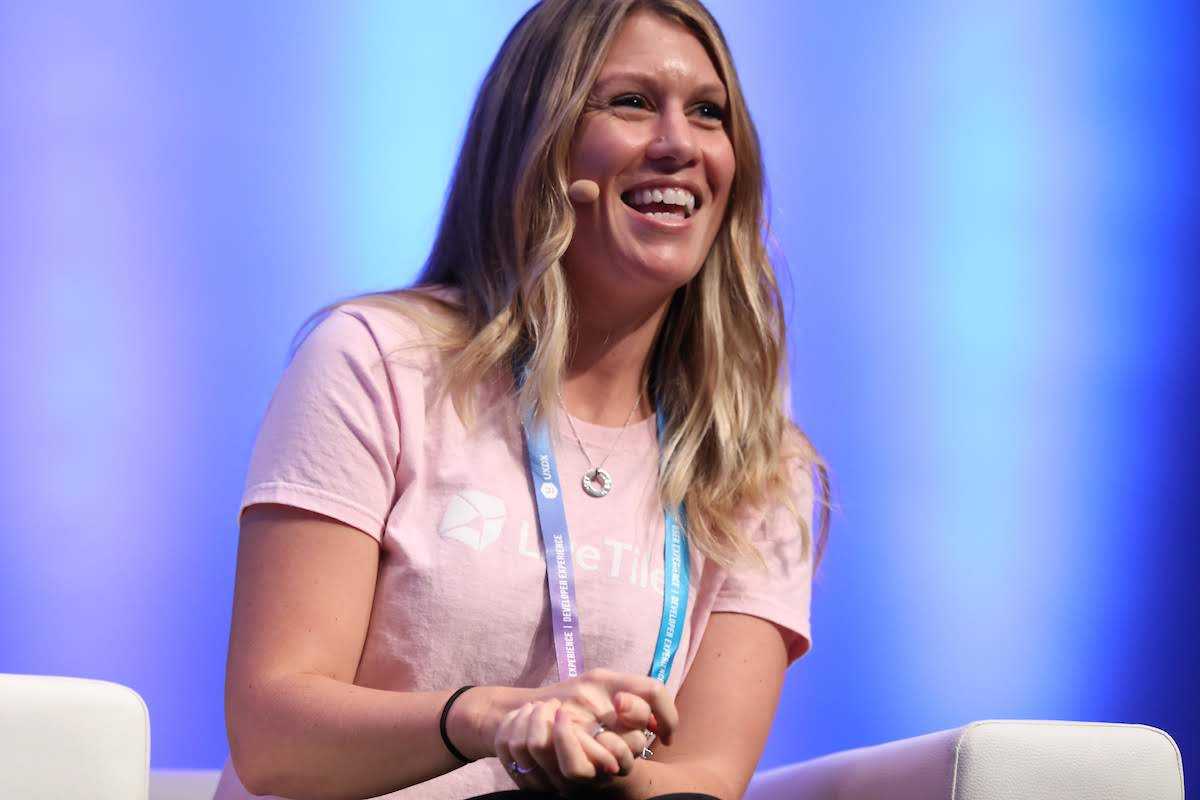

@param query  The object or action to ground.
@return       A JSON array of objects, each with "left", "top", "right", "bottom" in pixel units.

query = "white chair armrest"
[
  {"left": 746, "top": 719, "right": 1184, "bottom": 800},
  {"left": 0, "top": 673, "right": 150, "bottom": 800}
]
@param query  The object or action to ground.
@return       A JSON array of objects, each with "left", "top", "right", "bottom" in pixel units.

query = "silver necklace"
[{"left": 558, "top": 388, "right": 643, "bottom": 498}]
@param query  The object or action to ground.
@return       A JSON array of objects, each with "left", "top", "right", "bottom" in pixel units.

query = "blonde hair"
[{"left": 297, "top": 0, "right": 831, "bottom": 570}]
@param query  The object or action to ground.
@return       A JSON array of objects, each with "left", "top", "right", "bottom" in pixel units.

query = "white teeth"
[{"left": 626, "top": 186, "right": 697, "bottom": 217}]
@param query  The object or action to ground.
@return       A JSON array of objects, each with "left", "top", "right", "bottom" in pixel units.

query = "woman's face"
[{"left": 563, "top": 10, "right": 735, "bottom": 311}]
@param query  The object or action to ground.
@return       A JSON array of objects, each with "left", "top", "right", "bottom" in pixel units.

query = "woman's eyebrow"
[{"left": 594, "top": 70, "right": 728, "bottom": 102}]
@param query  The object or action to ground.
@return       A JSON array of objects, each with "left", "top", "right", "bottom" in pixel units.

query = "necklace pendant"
[{"left": 582, "top": 467, "right": 613, "bottom": 498}]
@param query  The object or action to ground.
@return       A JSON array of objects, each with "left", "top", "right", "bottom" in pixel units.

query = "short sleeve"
[
  {"left": 711, "top": 458, "right": 816, "bottom": 664},
  {"left": 238, "top": 308, "right": 402, "bottom": 542}
]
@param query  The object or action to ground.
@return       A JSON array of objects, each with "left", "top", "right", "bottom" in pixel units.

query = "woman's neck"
[{"left": 562, "top": 293, "right": 671, "bottom": 427}]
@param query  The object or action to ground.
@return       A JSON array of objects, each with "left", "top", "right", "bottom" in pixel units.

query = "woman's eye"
[
  {"left": 612, "top": 94, "right": 648, "bottom": 109},
  {"left": 697, "top": 102, "right": 726, "bottom": 121}
]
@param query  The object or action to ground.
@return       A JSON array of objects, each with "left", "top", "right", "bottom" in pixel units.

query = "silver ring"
[
  {"left": 589, "top": 722, "right": 607, "bottom": 738},
  {"left": 639, "top": 730, "right": 657, "bottom": 760},
  {"left": 508, "top": 760, "right": 536, "bottom": 775}
]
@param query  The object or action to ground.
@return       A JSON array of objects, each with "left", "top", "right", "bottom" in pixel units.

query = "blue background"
[{"left": 1, "top": 0, "right": 1196, "bottom": 788}]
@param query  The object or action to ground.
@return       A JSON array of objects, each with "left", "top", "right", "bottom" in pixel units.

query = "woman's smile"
[
  {"left": 620, "top": 182, "right": 702, "bottom": 224},
  {"left": 621, "top": 187, "right": 697, "bottom": 230}
]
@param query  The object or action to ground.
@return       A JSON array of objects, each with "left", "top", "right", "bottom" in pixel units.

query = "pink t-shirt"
[{"left": 214, "top": 294, "right": 815, "bottom": 800}]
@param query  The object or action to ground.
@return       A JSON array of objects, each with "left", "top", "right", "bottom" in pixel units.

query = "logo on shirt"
[{"left": 438, "top": 490, "right": 506, "bottom": 551}]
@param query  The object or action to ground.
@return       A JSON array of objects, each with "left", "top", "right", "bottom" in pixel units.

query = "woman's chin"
[
  {"left": 623, "top": 250, "right": 703, "bottom": 288},
  {"left": 564, "top": 239, "right": 703, "bottom": 300}
]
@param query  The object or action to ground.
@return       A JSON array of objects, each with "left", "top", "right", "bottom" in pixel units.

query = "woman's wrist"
[{"left": 445, "top": 685, "right": 534, "bottom": 760}]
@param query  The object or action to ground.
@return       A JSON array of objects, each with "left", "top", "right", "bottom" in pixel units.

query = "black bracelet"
[{"left": 439, "top": 685, "right": 476, "bottom": 763}]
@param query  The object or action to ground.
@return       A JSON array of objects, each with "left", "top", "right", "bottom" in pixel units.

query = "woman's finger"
[
  {"left": 507, "top": 702, "right": 555, "bottom": 793},
  {"left": 493, "top": 709, "right": 520, "bottom": 786},
  {"left": 612, "top": 691, "right": 652, "bottom": 732},
  {"left": 506, "top": 702, "right": 535, "bottom": 766},
  {"left": 563, "top": 680, "right": 619, "bottom": 731},
  {"left": 524, "top": 700, "right": 567, "bottom": 794},
  {"left": 580, "top": 726, "right": 629, "bottom": 777},
  {"left": 592, "top": 671, "right": 678, "bottom": 745},
  {"left": 553, "top": 707, "right": 598, "bottom": 782}
]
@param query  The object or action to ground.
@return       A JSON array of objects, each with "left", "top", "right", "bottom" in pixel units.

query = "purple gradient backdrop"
[{"left": 1, "top": 0, "right": 1195, "bottom": 787}]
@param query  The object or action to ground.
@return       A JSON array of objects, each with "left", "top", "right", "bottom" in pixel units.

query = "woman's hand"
[
  {"left": 494, "top": 695, "right": 656, "bottom": 794},
  {"left": 488, "top": 668, "right": 676, "bottom": 793},
  {"left": 528, "top": 668, "right": 677, "bottom": 746}
]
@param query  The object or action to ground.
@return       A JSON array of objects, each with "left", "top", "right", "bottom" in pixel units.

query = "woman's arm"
[
  {"left": 226, "top": 503, "right": 466, "bottom": 798},
  {"left": 225, "top": 503, "right": 521, "bottom": 799},
  {"left": 226, "top": 503, "right": 677, "bottom": 800},
  {"left": 591, "top": 611, "right": 792, "bottom": 800}
]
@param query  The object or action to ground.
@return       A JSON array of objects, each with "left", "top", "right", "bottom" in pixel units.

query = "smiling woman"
[{"left": 218, "top": 2, "right": 831, "bottom": 799}]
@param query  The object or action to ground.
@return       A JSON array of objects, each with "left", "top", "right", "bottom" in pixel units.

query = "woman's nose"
[{"left": 646, "top": 108, "right": 699, "bottom": 165}]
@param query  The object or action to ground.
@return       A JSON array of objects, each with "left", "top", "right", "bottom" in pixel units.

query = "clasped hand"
[{"left": 492, "top": 668, "right": 678, "bottom": 795}]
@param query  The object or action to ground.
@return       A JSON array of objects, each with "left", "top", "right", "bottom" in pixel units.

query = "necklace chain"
[{"left": 557, "top": 386, "right": 644, "bottom": 490}]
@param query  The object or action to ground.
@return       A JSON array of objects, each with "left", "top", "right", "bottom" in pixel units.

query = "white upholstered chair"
[
  {"left": 1, "top": 674, "right": 1185, "bottom": 799},
  {"left": 0, "top": 673, "right": 150, "bottom": 799}
]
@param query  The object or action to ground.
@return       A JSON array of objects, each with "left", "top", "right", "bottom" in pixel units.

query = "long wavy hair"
[{"left": 297, "top": 0, "right": 831, "bottom": 570}]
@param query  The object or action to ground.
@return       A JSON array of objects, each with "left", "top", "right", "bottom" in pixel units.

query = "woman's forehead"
[{"left": 597, "top": 11, "right": 724, "bottom": 92}]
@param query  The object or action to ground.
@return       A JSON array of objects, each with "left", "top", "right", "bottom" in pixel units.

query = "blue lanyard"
[{"left": 519, "top": 398, "right": 690, "bottom": 685}]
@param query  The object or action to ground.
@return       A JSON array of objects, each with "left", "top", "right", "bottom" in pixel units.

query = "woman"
[{"left": 216, "top": 1, "right": 830, "bottom": 798}]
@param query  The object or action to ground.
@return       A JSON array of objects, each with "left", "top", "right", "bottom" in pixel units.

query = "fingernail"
[
  {"left": 647, "top": 714, "right": 659, "bottom": 732},
  {"left": 607, "top": 762, "right": 620, "bottom": 775}
]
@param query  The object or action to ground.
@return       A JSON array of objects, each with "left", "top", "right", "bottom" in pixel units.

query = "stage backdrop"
[{"left": 1, "top": 0, "right": 1196, "bottom": 788}]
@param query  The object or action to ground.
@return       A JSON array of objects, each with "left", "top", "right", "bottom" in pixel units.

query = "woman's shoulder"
[
  {"left": 333, "top": 283, "right": 465, "bottom": 332},
  {"left": 314, "top": 284, "right": 468, "bottom": 371}
]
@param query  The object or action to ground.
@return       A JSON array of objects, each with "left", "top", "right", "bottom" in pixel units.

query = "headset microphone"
[{"left": 567, "top": 179, "right": 600, "bottom": 204}]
